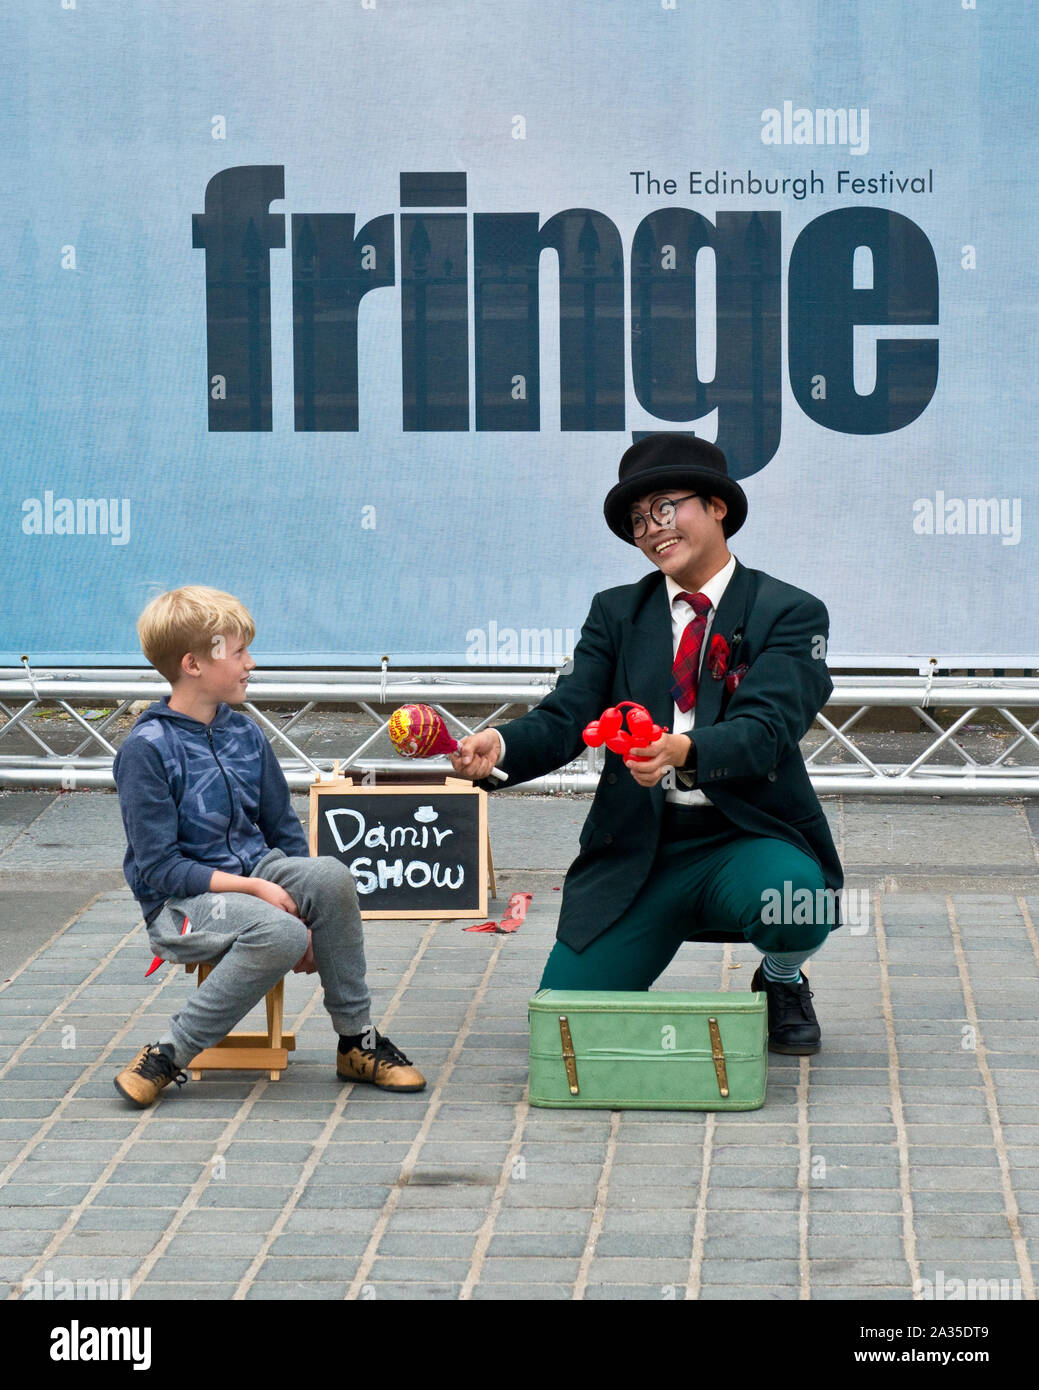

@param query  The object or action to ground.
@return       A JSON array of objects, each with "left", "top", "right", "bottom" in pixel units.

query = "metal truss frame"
[{"left": 0, "top": 668, "right": 1037, "bottom": 795}]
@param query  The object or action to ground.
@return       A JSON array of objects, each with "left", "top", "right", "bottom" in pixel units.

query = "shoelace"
[
  {"left": 780, "top": 980, "right": 816, "bottom": 1020},
  {"left": 794, "top": 985, "right": 815, "bottom": 1019},
  {"left": 134, "top": 1046, "right": 187, "bottom": 1089},
  {"left": 372, "top": 1033, "right": 413, "bottom": 1068},
  {"left": 764, "top": 976, "right": 816, "bottom": 1020}
]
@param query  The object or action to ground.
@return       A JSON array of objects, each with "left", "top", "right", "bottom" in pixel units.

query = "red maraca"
[{"left": 389, "top": 703, "right": 508, "bottom": 781}]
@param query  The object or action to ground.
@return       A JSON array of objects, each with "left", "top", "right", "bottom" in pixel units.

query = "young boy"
[{"left": 112, "top": 584, "right": 425, "bottom": 1106}]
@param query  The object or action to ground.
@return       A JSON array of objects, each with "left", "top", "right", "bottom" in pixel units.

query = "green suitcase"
[{"left": 528, "top": 989, "right": 768, "bottom": 1111}]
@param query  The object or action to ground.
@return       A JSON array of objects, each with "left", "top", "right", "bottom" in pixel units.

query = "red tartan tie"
[{"left": 670, "top": 591, "right": 712, "bottom": 713}]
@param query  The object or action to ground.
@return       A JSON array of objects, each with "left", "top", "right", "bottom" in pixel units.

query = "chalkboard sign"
[{"left": 309, "top": 778, "right": 489, "bottom": 919}]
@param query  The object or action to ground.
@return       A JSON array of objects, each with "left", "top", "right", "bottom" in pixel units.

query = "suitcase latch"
[
  {"left": 708, "top": 1016, "right": 729, "bottom": 1098},
  {"left": 558, "top": 1015, "right": 579, "bottom": 1095}
]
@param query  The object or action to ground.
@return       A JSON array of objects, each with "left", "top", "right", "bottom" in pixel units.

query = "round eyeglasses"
[{"left": 626, "top": 493, "right": 700, "bottom": 540}]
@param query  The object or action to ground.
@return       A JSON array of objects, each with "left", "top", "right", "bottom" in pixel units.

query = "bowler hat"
[{"left": 603, "top": 434, "right": 747, "bottom": 541}]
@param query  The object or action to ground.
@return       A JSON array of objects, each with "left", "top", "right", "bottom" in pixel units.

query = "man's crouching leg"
[{"left": 709, "top": 837, "right": 832, "bottom": 1055}]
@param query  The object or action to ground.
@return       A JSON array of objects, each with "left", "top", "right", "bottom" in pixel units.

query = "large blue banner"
[{"left": 3, "top": 1, "right": 1035, "bottom": 666}]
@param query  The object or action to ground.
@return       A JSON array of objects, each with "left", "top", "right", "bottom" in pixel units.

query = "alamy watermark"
[
  {"left": 466, "top": 621, "right": 575, "bottom": 666},
  {"left": 761, "top": 101, "right": 869, "bottom": 156},
  {"left": 22, "top": 1269, "right": 131, "bottom": 1300},
  {"left": 21, "top": 490, "right": 131, "bottom": 546},
  {"left": 760, "top": 883, "right": 870, "bottom": 934},
  {"left": 914, "top": 1269, "right": 1022, "bottom": 1300},
  {"left": 49, "top": 1320, "right": 151, "bottom": 1370},
  {"left": 912, "top": 492, "right": 1021, "bottom": 546}
]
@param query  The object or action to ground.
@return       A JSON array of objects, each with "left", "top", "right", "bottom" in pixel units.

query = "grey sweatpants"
[{"left": 146, "top": 849, "right": 371, "bottom": 1068}]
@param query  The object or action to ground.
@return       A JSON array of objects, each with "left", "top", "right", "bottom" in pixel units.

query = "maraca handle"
[{"left": 442, "top": 731, "right": 509, "bottom": 783}]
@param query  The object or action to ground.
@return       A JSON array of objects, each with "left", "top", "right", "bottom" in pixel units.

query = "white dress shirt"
[
  {"left": 664, "top": 551, "right": 736, "bottom": 805},
  {"left": 493, "top": 553, "right": 737, "bottom": 804}
]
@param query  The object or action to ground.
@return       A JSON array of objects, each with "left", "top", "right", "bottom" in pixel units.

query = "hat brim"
[{"left": 604, "top": 466, "right": 748, "bottom": 542}]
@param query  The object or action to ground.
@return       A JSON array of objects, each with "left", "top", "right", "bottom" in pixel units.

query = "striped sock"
[{"left": 761, "top": 949, "right": 818, "bottom": 985}]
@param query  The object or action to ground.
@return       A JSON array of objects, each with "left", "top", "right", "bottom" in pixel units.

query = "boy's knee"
[
  {"left": 313, "top": 856, "right": 359, "bottom": 905},
  {"left": 248, "top": 914, "right": 309, "bottom": 970},
  {"left": 282, "top": 917, "right": 310, "bottom": 968}
]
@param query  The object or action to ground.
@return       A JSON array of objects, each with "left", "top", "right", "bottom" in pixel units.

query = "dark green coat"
[{"left": 482, "top": 559, "right": 843, "bottom": 952}]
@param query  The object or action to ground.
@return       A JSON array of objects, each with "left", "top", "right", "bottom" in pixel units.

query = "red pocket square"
[{"left": 725, "top": 663, "right": 749, "bottom": 692}]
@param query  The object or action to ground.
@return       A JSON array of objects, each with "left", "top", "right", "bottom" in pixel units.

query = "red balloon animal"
[{"left": 582, "top": 702, "right": 668, "bottom": 762}]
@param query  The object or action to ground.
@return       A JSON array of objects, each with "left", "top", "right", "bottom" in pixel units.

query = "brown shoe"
[
  {"left": 336, "top": 1031, "right": 426, "bottom": 1092},
  {"left": 114, "top": 1042, "right": 187, "bottom": 1108}
]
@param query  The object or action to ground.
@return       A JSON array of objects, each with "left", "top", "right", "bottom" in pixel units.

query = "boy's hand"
[
  {"left": 249, "top": 878, "right": 301, "bottom": 917},
  {"left": 450, "top": 729, "right": 503, "bottom": 782},
  {"left": 292, "top": 928, "right": 317, "bottom": 974},
  {"left": 625, "top": 733, "right": 691, "bottom": 788}
]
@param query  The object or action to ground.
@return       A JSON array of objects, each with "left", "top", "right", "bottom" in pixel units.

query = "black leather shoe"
[{"left": 750, "top": 966, "right": 822, "bottom": 1055}]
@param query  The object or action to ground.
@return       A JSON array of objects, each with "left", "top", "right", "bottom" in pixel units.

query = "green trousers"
[{"left": 540, "top": 827, "right": 831, "bottom": 991}]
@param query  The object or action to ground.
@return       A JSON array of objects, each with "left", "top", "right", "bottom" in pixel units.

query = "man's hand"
[
  {"left": 248, "top": 878, "right": 302, "bottom": 917},
  {"left": 450, "top": 729, "right": 503, "bottom": 782},
  {"left": 624, "top": 733, "right": 691, "bottom": 788},
  {"left": 292, "top": 927, "right": 317, "bottom": 974}
]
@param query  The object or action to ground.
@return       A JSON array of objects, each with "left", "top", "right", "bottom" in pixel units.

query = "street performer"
[{"left": 450, "top": 433, "right": 843, "bottom": 1054}]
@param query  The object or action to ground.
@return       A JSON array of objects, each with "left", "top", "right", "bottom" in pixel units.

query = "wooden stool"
[{"left": 182, "top": 963, "right": 297, "bottom": 1081}]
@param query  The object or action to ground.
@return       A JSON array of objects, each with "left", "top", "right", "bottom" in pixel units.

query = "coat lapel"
[
  {"left": 619, "top": 576, "right": 674, "bottom": 731},
  {"left": 691, "top": 559, "right": 754, "bottom": 729},
  {"left": 617, "top": 558, "right": 755, "bottom": 734}
]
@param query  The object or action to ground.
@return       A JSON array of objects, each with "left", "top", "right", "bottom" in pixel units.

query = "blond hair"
[{"left": 137, "top": 586, "right": 255, "bottom": 684}]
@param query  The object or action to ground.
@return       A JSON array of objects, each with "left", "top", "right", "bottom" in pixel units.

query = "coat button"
[
  {"left": 767, "top": 769, "right": 777, "bottom": 782},
  {"left": 606, "top": 773, "right": 618, "bottom": 785},
  {"left": 602, "top": 832, "right": 614, "bottom": 845}
]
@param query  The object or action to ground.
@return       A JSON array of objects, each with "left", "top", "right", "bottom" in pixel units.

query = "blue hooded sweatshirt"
[{"left": 112, "top": 697, "right": 309, "bottom": 922}]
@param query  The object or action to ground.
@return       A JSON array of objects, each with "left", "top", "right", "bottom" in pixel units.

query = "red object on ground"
[
  {"left": 582, "top": 702, "right": 667, "bottom": 761},
  {"left": 463, "top": 892, "right": 533, "bottom": 934},
  {"left": 497, "top": 892, "right": 532, "bottom": 933}
]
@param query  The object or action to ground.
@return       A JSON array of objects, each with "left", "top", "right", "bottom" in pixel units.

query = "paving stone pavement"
[{"left": 0, "top": 788, "right": 1037, "bottom": 1302}]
